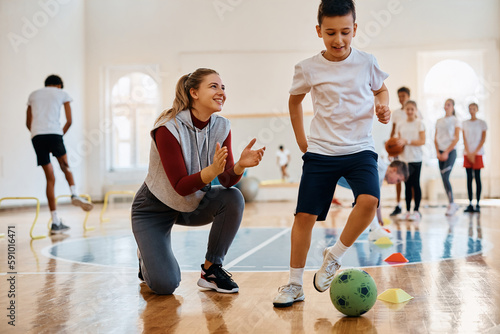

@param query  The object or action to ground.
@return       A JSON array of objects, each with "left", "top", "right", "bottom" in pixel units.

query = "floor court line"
[{"left": 223, "top": 227, "right": 291, "bottom": 270}]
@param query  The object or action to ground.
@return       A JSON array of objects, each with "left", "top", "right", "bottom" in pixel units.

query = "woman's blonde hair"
[{"left": 155, "top": 68, "right": 219, "bottom": 125}]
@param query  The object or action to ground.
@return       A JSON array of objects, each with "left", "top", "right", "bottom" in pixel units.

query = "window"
[
  {"left": 109, "top": 71, "right": 160, "bottom": 170},
  {"left": 418, "top": 51, "right": 486, "bottom": 163}
]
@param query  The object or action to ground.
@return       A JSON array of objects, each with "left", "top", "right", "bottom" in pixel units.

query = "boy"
[
  {"left": 338, "top": 160, "right": 409, "bottom": 241},
  {"left": 26, "top": 75, "right": 93, "bottom": 234},
  {"left": 273, "top": 0, "right": 391, "bottom": 308}
]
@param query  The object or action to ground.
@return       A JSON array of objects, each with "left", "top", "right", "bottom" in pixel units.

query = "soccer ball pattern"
[{"left": 330, "top": 268, "right": 377, "bottom": 316}]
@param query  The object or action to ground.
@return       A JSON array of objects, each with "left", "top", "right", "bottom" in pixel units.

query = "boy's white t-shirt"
[
  {"left": 396, "top": 119, "right": 425, "bottom": 163},
  {"left": 27, "top": 87, "right": 73, "bottom": 138},
  {"left": 463, "top": 119, "right": 487, "bottom": 155},
  {"left": 289, "top": 48, "right": 389, "bottom": 156},
  {"left": 435, "top": 115, "right": 461, "bottom": 151}
]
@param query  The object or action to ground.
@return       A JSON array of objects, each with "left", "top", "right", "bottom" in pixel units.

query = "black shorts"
[
  {"left": 296, "top": 150, "right": 380, "bottom": 221},
  {"left": 31, "top": 134, "right": 67, "bottom": 166}
]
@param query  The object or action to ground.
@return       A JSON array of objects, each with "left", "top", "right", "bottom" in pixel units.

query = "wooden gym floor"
[{"left": 1, "top": 198, "right": 500, "bottom": 333}]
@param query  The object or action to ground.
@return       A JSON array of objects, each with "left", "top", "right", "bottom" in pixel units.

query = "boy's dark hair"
[
  {"left": 469, "top": 102, "right": 479, "bottom": 109},
  {"left": 389, "top": 160, "right": 409, "bottom": 181},
  {"left": 279, "top": 145, "right": 284, "bottom": 150},
  {"left": 317, "top": 0, "right": 356, "bottom": 26},
  {"left": 45, "top": 75, "right": 64, "bottom": 89},
  {"left": 397, "top": 86, "right": 410, "bottom": 96}
]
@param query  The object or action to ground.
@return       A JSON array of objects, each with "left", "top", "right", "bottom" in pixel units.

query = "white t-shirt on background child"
[
  {"left": 396, "top": 119, "right": 425, "bottom": 163},
  {"left": 27, "top": 87, "right": 73, "bottom": 138},
  {"left": 435, "top": 115, "right": 461, "bottom": 151},
  {"left": 463, "top": 119, "right": 487, "bottom": 155}
]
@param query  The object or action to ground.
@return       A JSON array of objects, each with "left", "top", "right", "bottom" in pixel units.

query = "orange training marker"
[{"left": 384, "top": 252, "right": 409, "bottom": 263}]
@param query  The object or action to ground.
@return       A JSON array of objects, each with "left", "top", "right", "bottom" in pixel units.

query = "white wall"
[
  {"left": 0, "top": 0, "right": 85, "bottom": 206},
  {"left": 1, "top": 0, "right": 499, "bottom": 204},
  {"left": 83, "top": 0, "right": 500, "bottom": 198}
]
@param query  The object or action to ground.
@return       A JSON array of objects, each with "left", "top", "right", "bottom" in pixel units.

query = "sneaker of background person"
[
  {"left": 390, "top": 205, "right": 402, "bottom": 216},
  {"left": 50, "top": 220, "right": 70, "bottom": 235},
  {"left": 71, "top": 195, "right": 94, "bottom": 212}
]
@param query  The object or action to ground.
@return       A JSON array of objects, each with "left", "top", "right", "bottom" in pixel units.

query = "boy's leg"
[
  {"left": 41, "top": 163, "right": 56, "bottom": 211},
  {"left": 339, "top": 195, "right": 378, "bottom": 246},
  {"left": 290, "top": 212, "right": 318, "bottom": 268},
  {"left": 56, "top": 155, "right": 94, "bottom": 211},
  {"left": 390, "top": 182, "right": 402, "bottom": 216},
  {"left": 42, "top": 163, "right": 70, "bottom": 233}
]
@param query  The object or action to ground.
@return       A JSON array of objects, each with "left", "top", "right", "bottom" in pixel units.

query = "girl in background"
[
  {"left": 434, "top": 99, "right": 461, "bottom": 216},
  {"left": 463, "top": 103, "right": 487, "bottom": 213},
  {"left": 396, "top": 100, "right": 426, "bottom": 221}
]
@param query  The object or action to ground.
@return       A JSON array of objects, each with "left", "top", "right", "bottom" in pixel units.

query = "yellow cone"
[
  {"left": 382, "top": 217, "right": 391, "bottom": 226},
  {"left": 374, "top": 236, "right": 393, "bottom": 246},
  {"left": 377, "top": 288, "right": 413, "bottom": 303}
]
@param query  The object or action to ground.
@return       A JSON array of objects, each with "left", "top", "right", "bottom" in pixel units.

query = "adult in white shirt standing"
[
  {"left": 435, "top": 99, "right": 461, "bottom": 216},
  {"left": 26, "top": 75, "right": 93, "bottom": 234},
  {"left": 463, "top": 103, "right": 487, "bottom": 213}
]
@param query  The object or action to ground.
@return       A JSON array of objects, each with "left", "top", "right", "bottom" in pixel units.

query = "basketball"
[
  {"left": 330, "top": 268, "right": 377, "bottom": 316},
  {"left": 385, "top": 137, "right": 404, "bottom": 157}
]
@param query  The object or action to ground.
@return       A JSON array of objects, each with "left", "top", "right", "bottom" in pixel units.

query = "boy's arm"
[
  {"left": 26, "top": 106, "right": 32, "bottom": 131},
  {"left": 62, "top": 102, "right": 72, "bottom": 134},
  {"left": 373, "top": 83, "right": 390, "bottom": 124},
  {"left": 289, "top": 94, "right": 308, "bottom": 153}
]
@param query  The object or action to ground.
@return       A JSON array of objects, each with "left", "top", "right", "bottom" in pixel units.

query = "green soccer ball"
[{"left": 329, "top": 268, "right": 377, "bottom": 316}]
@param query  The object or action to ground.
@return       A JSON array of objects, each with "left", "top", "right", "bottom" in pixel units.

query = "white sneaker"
[
  {"left": 71, "top": 195, "right": 94, "bottom": 212},
  {"left": 369, "top": 227, "right": 393, "bottom": 241},
  {"left": 409, "top": 211, "right": 422, "bottom": 221},
  {"left": 313, "top": 248, "right": 341, "bottom": 292},
  {"left": 399, "top": 212, "right": 411, "bottom": 221},
  {"left": 273, "top": 284, "right": 305, "bottom": 308},
  {"left": 445, "top": 203, "right": 459, "bottom": 216}
]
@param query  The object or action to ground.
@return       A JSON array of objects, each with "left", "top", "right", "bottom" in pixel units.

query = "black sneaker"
[
  {"left": 474, "top": 205, "right": 481, "bottom": 213},
  {"left": 464, "top": 205, "right": 475, "bottom": 213},
  {"left": 197, "top": 264, "right": 239, "bottom": 293},
  {"left": 390, "top": 206, "right": 402, "bottom": 216},
  {"left": 50, "top": 221, "right": 70, "bottom": 235}
]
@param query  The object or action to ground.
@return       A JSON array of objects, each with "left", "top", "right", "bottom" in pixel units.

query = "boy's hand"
[{"left": 376, "top": 104, "right": 391, "bottom": 124}]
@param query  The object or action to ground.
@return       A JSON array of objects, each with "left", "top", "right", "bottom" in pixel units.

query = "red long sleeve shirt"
[{"left": 153, "top": 114, "right": 242, "bottom": 196}]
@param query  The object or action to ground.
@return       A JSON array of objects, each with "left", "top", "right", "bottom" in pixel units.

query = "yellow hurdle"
[
  {"left": 0, "top": 196, "right": 44, "bottom": 240},
  {"left": 47, "top": 194, "right": 94, "bottom": 232},
  {"left": 100, "top": 190, "right": 136, "bottom": 223}
]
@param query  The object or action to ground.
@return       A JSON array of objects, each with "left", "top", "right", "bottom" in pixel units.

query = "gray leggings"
[
  {"left": 131, "top": 183, "right": 244, "bottom": 294},
  {"left": 439, "top": 149, "right": 457, "bottom": 203}
]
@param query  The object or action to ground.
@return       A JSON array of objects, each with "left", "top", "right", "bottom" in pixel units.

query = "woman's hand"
[
  {"left": 238, "top": 138, "right": 265, "bottom": 168},
  {"left": 201, "top": 143, "right": 227, "bottom": 183},
  {"left": 440, "top": 151, "right": 449, "bottom": 161}
]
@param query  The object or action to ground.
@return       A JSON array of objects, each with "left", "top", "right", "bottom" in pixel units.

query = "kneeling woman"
[{"left": 132, "top": 68, "right": 265, "bottom": 294}]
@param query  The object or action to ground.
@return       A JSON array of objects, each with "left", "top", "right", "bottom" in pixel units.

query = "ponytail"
[{"left": 154, "top": 68, "right": 219, "bottom": 126}]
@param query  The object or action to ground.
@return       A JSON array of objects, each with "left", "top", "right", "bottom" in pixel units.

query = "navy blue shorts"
[
  {"left": 31, "top": 134, "right": 67, "bottom": 166},
  {"left": 296, "top": 150, "right": 380, "bottom": 221}
]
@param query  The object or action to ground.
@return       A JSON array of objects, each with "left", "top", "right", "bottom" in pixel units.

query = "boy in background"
[{"left": 26, "top": 75, "right": 93, "bottom": 234}]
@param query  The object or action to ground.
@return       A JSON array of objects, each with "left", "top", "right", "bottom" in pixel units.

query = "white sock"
[
  {"left": 327, "top": 239, "right": 349, "bottom": 262},
  {"left": 51, "top": 211, "right": 60, "bottom": 225},
  {"left": 396, "top": 202, "right": 401, "bottom": 208},
  {"left": 370, "top": 216, "right": 381, "bottom": 231},
  {"left": 70, "top": 185, "right": 77, "bottom": 197},
  {"left": 288, "top": 267, "right": 304, "bottom": 286}
]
